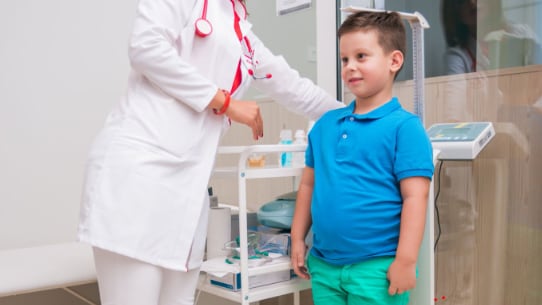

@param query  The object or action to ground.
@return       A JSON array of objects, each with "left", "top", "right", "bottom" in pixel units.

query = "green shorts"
[{"left": 307, "top": 254, "right": 410, "bottom": 305}]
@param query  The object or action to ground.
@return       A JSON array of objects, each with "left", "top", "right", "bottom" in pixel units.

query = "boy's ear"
[{"left": 389, "top": 50, "right": 404, "bottom": 73}]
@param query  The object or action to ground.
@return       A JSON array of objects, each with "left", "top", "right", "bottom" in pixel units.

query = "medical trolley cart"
[{"left": 198, "top": 144, "right": 309, "bottom": 305}]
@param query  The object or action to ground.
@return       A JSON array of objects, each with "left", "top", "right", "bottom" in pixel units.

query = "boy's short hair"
[{"left": 338, "top": 11, "right": 406, "bottom": 59}]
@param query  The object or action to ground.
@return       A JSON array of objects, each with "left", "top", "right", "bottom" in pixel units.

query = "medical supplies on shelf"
[{"left": 202, "top": 255, "right": 292, "bottom": 292}]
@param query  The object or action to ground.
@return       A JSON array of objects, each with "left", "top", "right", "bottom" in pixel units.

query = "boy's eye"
[
  {"left": 341, "top": 57, "right": 349, "bottom": 65},
  {"left": 356, "top": 53, "right": 365, "bottom": 59}
]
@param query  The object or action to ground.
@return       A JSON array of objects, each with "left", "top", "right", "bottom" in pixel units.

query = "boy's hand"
[
  {"left": 387, "top": 258, "right": 416, "bottom": 295},
  {"left": 290, "top": 240, "right": 310, "bottom": 280}
]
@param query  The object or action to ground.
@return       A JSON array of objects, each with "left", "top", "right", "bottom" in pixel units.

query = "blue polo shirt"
[{"left": 306, "top": 98, "right": 434, "bottom": 266}]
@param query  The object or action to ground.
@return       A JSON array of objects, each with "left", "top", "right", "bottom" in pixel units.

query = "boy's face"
[{"left": 339, "top": 29, "right": 402, "bottom": 101}]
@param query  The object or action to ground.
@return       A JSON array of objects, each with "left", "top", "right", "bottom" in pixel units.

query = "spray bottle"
[{"left": 278, "top": 128, "right": 293, "bottom": 167}]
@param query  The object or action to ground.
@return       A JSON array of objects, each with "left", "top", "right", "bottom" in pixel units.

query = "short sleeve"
[{"left": 394, "top": 117, "right": 434, "bottom": 180}]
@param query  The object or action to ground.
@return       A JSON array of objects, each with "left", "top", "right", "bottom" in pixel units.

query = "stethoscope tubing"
[{"left": 195, "top": 0, "right": 271, "bottom": 79}]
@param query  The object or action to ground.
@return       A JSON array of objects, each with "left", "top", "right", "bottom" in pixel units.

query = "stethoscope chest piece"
[
  {"left": 195, "top": 18, "right": 213, "bottom": 37},
  {"left": 195, "top": 0, "right": 212, "bottom": 37}
]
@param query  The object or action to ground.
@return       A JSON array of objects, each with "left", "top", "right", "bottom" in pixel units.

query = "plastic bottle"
[
  {"left": 292, "top": 129, "right": 306, "bottom": 168},
  {"left": 207, "top": 186, "right": 218, "bottom": 208},
  {"left": 278, "top": 129, "right": 293, "bottom": 167}
]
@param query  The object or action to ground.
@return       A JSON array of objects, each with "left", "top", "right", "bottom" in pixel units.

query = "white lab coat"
[{"left": 78, "top": 0, "right": 342, "bottom": 271}]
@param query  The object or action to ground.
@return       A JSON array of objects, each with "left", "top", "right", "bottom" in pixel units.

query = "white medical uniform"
[{"left": 78, "top": 0, "right": 342, "bottom": 272}]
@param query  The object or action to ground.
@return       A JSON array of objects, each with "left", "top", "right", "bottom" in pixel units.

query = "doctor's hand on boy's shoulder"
[{"left": 291, "top": 240, "right": 310, "bottom": 280}]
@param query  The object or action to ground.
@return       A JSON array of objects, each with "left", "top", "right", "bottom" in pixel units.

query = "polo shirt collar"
[{"left": 337, "top": 97, "right": 401, "bottom": 120}]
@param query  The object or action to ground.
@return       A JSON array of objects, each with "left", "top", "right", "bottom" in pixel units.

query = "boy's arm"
[
  {"left": 387, "top": 176, "right": 430, "bottom": 295},
  {"left": 290, "top": 166, "right": 315, "bottom": 280}
]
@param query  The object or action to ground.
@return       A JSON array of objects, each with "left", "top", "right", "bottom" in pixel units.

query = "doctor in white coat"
[{"left": 77, "top": 0, "right": 342, "bottom": 304}]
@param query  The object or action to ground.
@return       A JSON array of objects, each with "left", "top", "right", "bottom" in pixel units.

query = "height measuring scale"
[{"left": 342, "top": 7, "right": 433, "bottom": 304}]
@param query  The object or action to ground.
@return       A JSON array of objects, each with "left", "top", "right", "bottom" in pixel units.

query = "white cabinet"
[{"left": 198, "top": 144, "right": 309, "bottom": 305}]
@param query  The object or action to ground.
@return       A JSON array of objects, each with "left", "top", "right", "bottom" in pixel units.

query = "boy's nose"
[{"left": 345, "top": 60, "right": 357, "bottom": 70}]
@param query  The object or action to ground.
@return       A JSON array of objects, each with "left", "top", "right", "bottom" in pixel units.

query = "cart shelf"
[{"left": 199, "top": 144, "right": 308, "bottom": 305}]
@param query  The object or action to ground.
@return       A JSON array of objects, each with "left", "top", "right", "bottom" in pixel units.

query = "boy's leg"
[
  {"left": 344, "top": 257, "right": 410, "bottom": 305},
  {"left": 307, "top": 254, "right": 347, "bottom": 305}
]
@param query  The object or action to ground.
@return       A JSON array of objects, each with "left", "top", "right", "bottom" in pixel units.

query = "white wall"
[
  {"left": 244, "top": 1, "right": 318, "bottom": 99},
  {"left": 0, "top": 0, "right": 137, "bottom": 249}
]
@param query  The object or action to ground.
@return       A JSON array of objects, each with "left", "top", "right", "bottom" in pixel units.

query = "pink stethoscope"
[{"left": 195, "top": 0, "right": 272, "bottom": 80}]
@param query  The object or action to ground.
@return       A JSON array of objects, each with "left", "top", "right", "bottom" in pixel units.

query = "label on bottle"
[{"left": 279, "top": 139, "right": 293, "bottom": 167}]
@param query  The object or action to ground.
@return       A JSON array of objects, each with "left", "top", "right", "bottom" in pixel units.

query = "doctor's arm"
[
  {"left": 129, "top": 0, "right": 222, "bottom": 112},
  {"left": 247, "top": 33, "right": 344, "bottom": 120}
]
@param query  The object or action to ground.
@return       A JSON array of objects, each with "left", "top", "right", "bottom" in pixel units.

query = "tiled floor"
[
  {"left": 0, "top": 283, "right": 313, "bottom": 305},
  {"left": 0, "top": 283, "right": 100, "bottom": 305}
]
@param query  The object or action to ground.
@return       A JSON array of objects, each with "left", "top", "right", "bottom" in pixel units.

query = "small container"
[
  {"left": 247, "top": 153, "right": 266, "bottom": 168},
  {"left": 208, "top": 187, "right": 218, "bottom": 208}
]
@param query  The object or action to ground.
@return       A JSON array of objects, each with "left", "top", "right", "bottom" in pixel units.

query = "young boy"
[{"left": 290, "top": 11, "right": 434, "bottom": 305}]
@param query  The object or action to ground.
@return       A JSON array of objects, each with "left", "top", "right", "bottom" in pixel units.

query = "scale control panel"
[{"left": 427, "top": 122, "right": 495, "bottom": 160}]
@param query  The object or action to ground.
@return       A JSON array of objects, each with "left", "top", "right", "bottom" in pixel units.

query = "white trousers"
[{"left": 93, "top": 247, "right": 201, "bottom": 305}]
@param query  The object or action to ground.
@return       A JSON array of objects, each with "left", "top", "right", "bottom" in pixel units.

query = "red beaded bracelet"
[{"left": 213, "top": 89, "right": 231, "bottom": 115}]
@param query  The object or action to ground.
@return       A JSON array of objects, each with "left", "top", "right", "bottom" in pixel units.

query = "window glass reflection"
[{"left": 442, "top": 0, "right": 541, "bottom": 75}]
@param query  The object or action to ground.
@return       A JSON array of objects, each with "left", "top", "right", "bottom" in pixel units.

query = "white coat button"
[
  {"left": 349, "top": 117, "right": 354, "bottom": 121},
  {"left": 342, "top": 134, "right": 348, "bottom": 139}
]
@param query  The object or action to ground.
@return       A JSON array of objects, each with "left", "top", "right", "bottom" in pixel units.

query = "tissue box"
[
  {"left": 203, "top": 256, "right": 292, "bottom": 292},
  {"left": 209, "top": 269, "right": 291, "bottom": 291}
]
